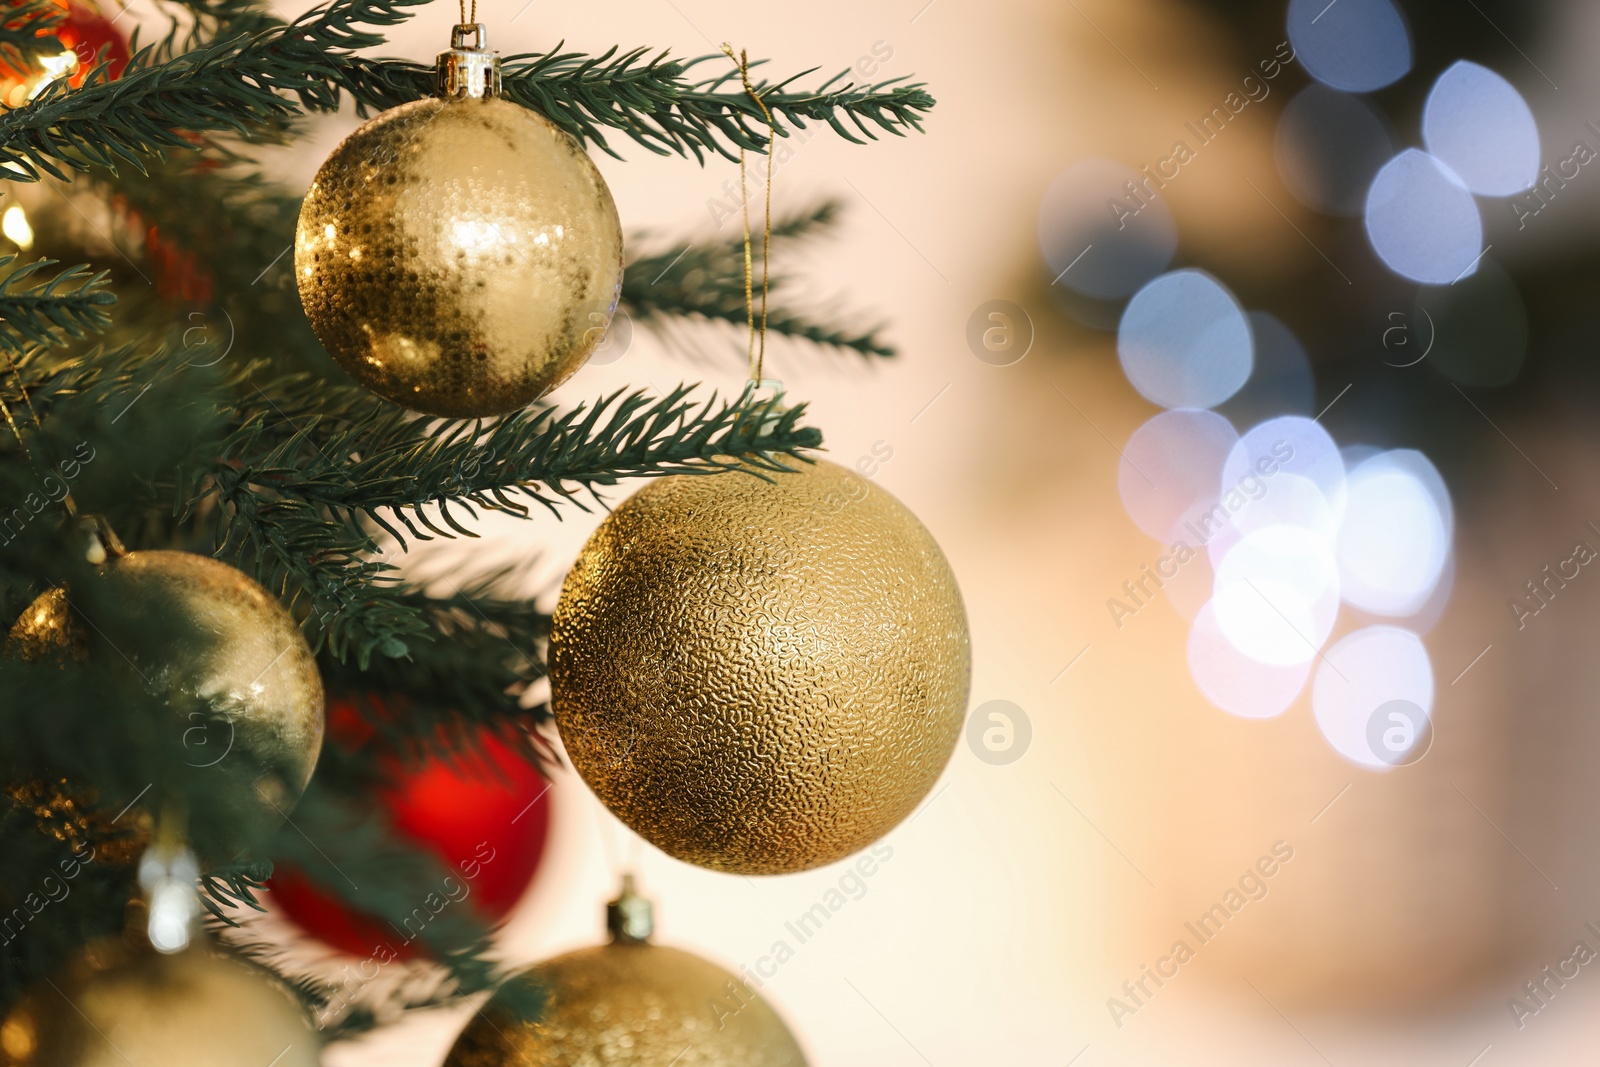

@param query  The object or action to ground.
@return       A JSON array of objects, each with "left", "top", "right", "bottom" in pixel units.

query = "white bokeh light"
[
  {"left": 1423, "top": 61, "right": 1539, "bottom": 197},
  {"left": 1381, "top": 449, "right": 1454, "bottom": 542},
  {"left": 1208, "top": 471, "right": 1339, "bottom": 568},
  {"left": 1213, "top": 525, "right": 1341, "bottom": 667},
  {"left": 1287, "top": 0, "right": 1412, "bottom": 93},
  {"left": 1337, "top": 451, "right": 1452, "bottom": 616},
  {"left": 1337, "top": 454, "right": 1452, "bottom": 614},
  {"left": 1312, "top": 626, "right": 1435, "bottom": 770},
  {"left": 1118, "top": 409, "right": 1238, "bottom": 541},
  {"left": 1188, "top": 601, "right": 1312, "bottom": 719},
  {"left": 1221, "top": 415, "right": 1347, "bottom": 517},
  {"left": 1118, "top": 270, "right": 1253, "bottom": 410},
  {"left": 1366, "top": 148, "right": 1484, "bottom": 284}
]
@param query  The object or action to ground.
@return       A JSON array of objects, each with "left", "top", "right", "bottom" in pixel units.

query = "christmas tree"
[{"left": 0, "top": 0, "right": 936, "bottom": 1050}]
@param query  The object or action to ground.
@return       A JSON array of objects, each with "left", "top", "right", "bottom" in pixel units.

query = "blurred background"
[{"left": 239, "top": 0, "right": 1600, "bottom": 1062}]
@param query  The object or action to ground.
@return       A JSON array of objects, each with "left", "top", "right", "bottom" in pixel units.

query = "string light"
[
  {"left": 138, "top": 838, "right": 201, "bottom": 954},
  {"left": 2, "top": 47, "right": 79, "bottom": 107},
  {"left": 2, "top": 204, "right": 32, "bottom": 250},
  {"left": 29, "top": 49, "right": 77, "bottom": 100}
]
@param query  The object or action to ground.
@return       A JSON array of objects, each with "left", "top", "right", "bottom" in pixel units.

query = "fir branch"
[
  {"left": 198, "top": 860, "right": 274, "bottom": 923},
  {"left": 313, "top": 984, "right": 497, "bottom": 1043},
  {"left": 192, "top": 378, "right": 820, "bottom": 665},
  {"left": 624, "top": 201, "right": 893, "bottom": 358},
  {"left": 221, "top": 923, "right": 543, "bottom": 1044},
  {"left": 0, "top": 0, "right": 429, "bottom": 181},
  {"left": 246, "top": 782, "right": 536, "bottom": 1016},
  {"left": 340, "top": 49, "right": 936, "bottom": 161},
  {"left": 0, "top": 257, "right": 116, "bottom": 354},
  {"left": 319, "top": 582, "right": 554, "bottom": 766},
  {"left": 211, "top": 381, "right": 821, "bottom": 534},
  {"left": 0, "top": 796, "right": 138, "bottom": 1010},
  {"left": 206, "top": 494, "right": 423, "bottom": 667},
  {"left": 0, "top": 0, "right": 66, "bottom": 74},
  {"left": 148, "top": 0, "right": 286, "bottom": 57},
  {"left": 0, "top": 339, "right": 234, "bottom": 618},
  {"left": 0, "top": 0, "right": 932, "bottom": 181},
  {"left": 0, "top": 41, "right": 291, "bottom": 182},
  {"left": 73, "top": 157, "right": 331, "bottom": 381},
  {"left": 664, "top": 56, "right": 934, "bottom": 159}
]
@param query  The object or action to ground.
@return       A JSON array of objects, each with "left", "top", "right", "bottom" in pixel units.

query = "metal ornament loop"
[{"left": 437, "top": 23, "right": 502, "bottom": 99}]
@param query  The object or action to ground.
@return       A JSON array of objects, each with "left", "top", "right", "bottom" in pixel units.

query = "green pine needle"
[{"left": 0, "top": 257, "right": 116, "bottom": 354}]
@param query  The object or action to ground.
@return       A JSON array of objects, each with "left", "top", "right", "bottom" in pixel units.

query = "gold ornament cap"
[
  {"left": 79, "top": 513, "right": 125, "bottom": 565},
  {"left": 606, "top": 875, "right": 653, "bottom": 944},
  {"left": 437, "top": 23, "right": 501, "bottom": 99}
]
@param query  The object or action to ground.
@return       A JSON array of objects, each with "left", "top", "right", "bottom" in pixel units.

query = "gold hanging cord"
[
  {"left": 720, "top": 44, "right": 775, "bottom": 383},
  {"left": 0, "top": 347, "right": 76, "bottom": 518},
  {"left": 0, "top": 363, "right": 32, "bottom": 461}
]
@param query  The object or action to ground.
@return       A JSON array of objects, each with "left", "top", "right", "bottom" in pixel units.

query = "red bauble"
[
  {"left": 270, "top": 699, "right": 554, "bottom": 960},
  {"left": 142, "top": 223, "right": 213, "bottom": 303},
  {"left": 56, "top": 0, "right": 129, "bottom": 85},
  {"left": 0, "top": 0, "right": 129, "bottom": 106}
]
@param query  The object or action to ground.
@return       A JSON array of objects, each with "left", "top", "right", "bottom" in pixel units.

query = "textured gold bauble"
[
  {"left": 6, "top": 551, "right": 324, "bottom": 813},
  {"left": 295, "top": 95, "right": 624, "bottom": 418},
  {"left": 443, "top": 942, "right": 806, "bottom": 1067},
  {"left": 0, "top": 942, "right": 320, "bottom": 1067},
  {"left": 549, "top": 458, "right": 970, "bottom": 875}
]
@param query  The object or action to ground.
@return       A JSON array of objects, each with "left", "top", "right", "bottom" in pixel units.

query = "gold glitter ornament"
[
  {"left": 6, "top": 548, "right": 324, "bottom": 820},
  {"left": 4, "top": 778, "right": 152, "bottom": 867},
  {"left": 4, "top": 587, "right": 83, "bottom": 661},
  {"left": 295, "top": 24, "right": 624, "bottom": 418},
  {"left": 443, "top": 877, "right": 807, "bottom": 1067},
  {"left": 549, "top": 458, "right": 970, "bottom": 875},
  {"left": 0, "top": 940, "right": 320, "bottom": 1067}
]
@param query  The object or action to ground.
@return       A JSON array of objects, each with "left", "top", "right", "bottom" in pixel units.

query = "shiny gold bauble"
[
  {"left": 443, "top": 942, "right": 806, "bottom": 1067},
  {"left": 550, "top": 458, "right": 970, "bottom": 875},
  {"left": 295, "top": 94, "right": 624, "bottom": 418},
  {"left": 6, "top": 551, "right": 324, "bottom": 814},
  {"left": 0, "top": 941, "right": 320, "bottom": 1066}
]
